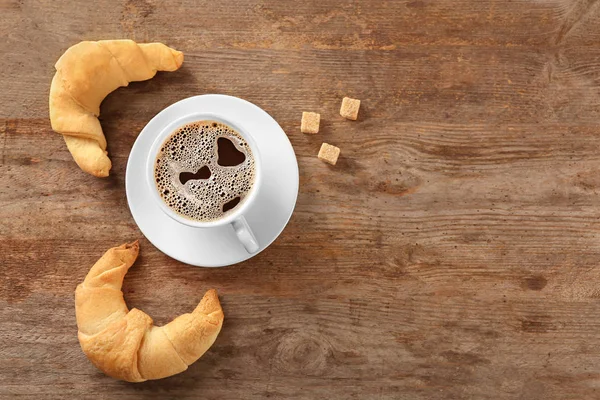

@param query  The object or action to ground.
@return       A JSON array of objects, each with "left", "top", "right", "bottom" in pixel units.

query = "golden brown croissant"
[
  {"left": 75, "top": 241, "right": 224, "bottom": 382},
  {"left": 49, "top": 40, "right": 184, "bottom": 177}
]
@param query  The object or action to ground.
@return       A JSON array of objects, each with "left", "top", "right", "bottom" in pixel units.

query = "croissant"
[
  {"left": 75, "top": 241, "right": 224, "bottom": 382},
  {"left": 49, "top": 40, "right": 184, "bottom": 177}
]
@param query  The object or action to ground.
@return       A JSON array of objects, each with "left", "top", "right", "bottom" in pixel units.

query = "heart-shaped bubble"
[{"left": 217, "top": 137, "right": 246, "bottom": 166}]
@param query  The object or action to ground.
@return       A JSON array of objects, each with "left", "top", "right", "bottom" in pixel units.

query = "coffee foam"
[{"left": 154, "top": 121, "right": 255, "bottom": 222}]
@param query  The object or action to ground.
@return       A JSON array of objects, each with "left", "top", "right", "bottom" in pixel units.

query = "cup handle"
[{"left": 231, "top": 216, "right": 259, "bottom": 253}]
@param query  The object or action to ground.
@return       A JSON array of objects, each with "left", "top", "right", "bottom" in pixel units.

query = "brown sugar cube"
[
  {"left": 301, "top": 112, "right": 320, "bottom": 134},
  {"left": 340, "top": 97, "right": 360, "bottom": 120},
  {"left": 318, "top": 143, "right": 340, "bottom": 165}
]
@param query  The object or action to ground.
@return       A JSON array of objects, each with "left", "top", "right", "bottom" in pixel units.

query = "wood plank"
[{"left": 3, "top": 0, "right": 600, "bottom": 398}]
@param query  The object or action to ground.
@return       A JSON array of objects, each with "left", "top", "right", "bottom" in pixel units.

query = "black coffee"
[{"left": 154, "top": 121, "right": 255, "bottom": 222}]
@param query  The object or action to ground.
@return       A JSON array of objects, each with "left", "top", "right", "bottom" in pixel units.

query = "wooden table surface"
[{"left": 3, "top": 0, "right": 600, "bottom": 398}]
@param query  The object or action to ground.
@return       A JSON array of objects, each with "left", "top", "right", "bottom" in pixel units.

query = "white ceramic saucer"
[{"left": 125, "top": 95, "right": 299, "bottom": 267}]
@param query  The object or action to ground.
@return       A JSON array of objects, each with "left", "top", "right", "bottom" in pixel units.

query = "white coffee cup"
[
  {"left": 145, "top": 112, "right": 261, "bottom": 254},
  {"left": 127, "top": 94, "right": 298, "bottom": 267}
]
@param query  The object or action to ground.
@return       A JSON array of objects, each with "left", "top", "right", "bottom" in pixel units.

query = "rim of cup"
[{"left": 145, "top": 112, "right": 262, "bottom": 228}]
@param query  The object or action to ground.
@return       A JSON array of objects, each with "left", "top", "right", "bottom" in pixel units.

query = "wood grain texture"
[{"left": 2, "top": 0, "right": 600, "bottom": 398}]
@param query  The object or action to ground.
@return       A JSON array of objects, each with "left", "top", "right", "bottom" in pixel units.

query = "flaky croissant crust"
[
  {"left": 49, "top": 40, "right": 183, "bottom": 177},
  {"left": 75, "top": 241, "right": 223, "bottom": 382}
]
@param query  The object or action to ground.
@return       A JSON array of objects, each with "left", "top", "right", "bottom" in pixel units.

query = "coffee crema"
[{"left": 154, "top": 120, "right": 255, "bottom": 222}]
